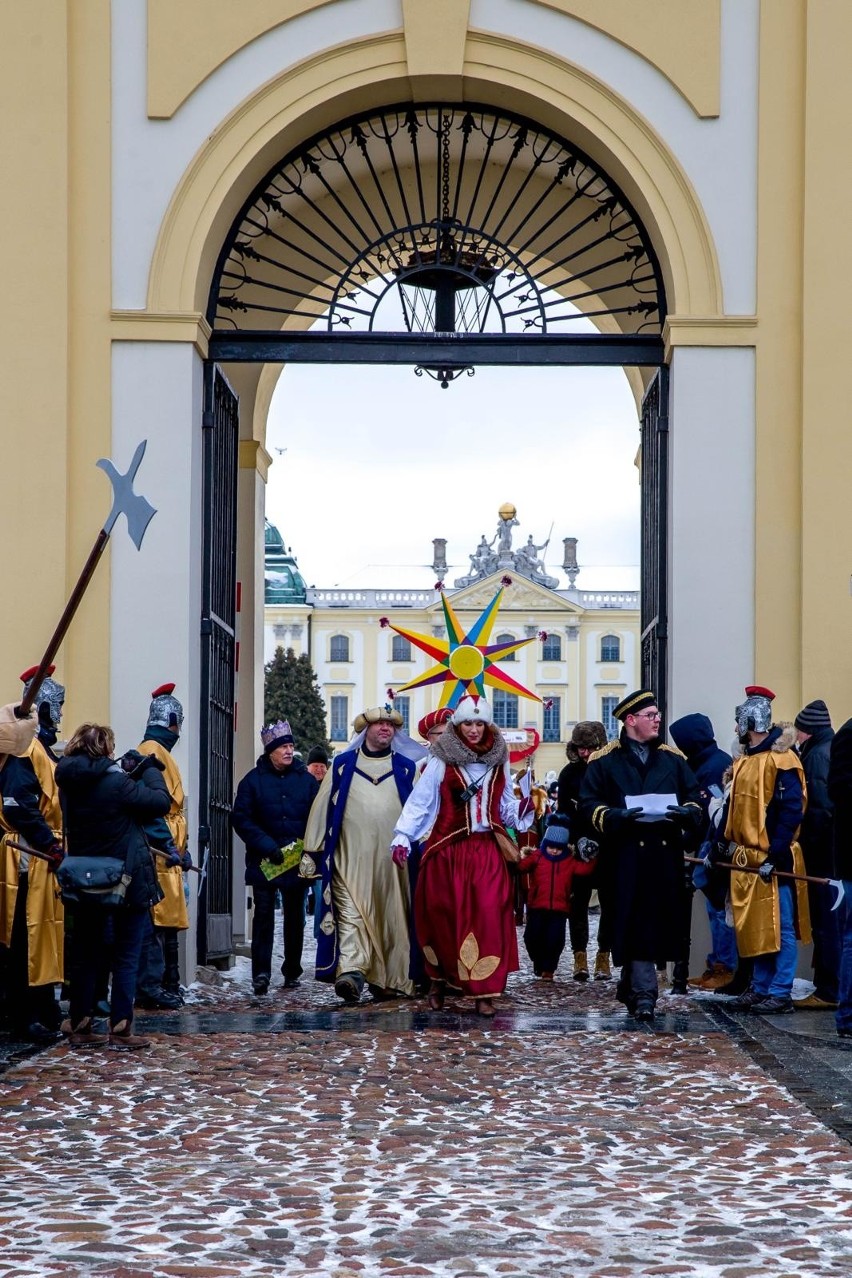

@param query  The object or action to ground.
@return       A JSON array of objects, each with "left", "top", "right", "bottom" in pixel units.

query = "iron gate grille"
[
  {"left": 640, "top": 367, "right": 669, "bottom": 720},
  {"left": 198, "top": 364, "right": 238, "bottom": 964}
]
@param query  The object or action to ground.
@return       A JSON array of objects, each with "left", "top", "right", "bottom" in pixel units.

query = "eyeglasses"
[{"left": 632, "top": 711, "right": 662, "bottom": 721}]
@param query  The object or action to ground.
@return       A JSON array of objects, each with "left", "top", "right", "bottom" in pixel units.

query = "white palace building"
[{"left": 264, "top": 506, "right": 640, "bottom": 775}]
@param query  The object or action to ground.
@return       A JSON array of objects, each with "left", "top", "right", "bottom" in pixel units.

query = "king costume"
[{"left": 303, "top": 707, "right": 419, "bottom": 1001}]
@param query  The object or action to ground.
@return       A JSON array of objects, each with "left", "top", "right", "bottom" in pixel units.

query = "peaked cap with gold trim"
[{"left": 613, "top": 689, "right": 657, "bottom": 721}]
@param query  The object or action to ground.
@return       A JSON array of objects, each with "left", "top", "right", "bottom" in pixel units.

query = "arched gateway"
[{"left": 196, "top": 101, "right": 670, "bottom": 964}]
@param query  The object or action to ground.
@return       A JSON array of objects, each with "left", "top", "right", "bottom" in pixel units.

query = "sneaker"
[
  {"left": 109, "top": 1020, "right": 151, "bottom": 1051},
  {"left": 754, "top": 995, "right": 795, "bottom": 1015},
  {"left": 572, "top": 951, "right": 589, "bottom": 983},
  {"left": 722, "top": 990, "right": 768, "bottom": 1012},
  {"left": 135, "top": 990, "right": 182, "bottom": 1011},
  {"left": 334, "top": 971, "right": 364, "bottom": 1004},
  {"left": 837, "top": 1027, "right": 852, "bottom": 1039},
  {"left": 793, "top": 993, "right": 839, "bottom": 1010}
]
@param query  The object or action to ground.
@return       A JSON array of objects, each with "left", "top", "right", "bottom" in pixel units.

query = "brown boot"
[
  {"left": 475, "top": 998, "right": 497, "bottom": 1017},
  {"left": 66, "top": 1018, "right": 107, "bottom": 1050},
  {"left": 573, "top": 951, "right": 590, "bottom": 982},
  {"left": 695, "top": 962, "right": 735, "bottom": 991},
  {"left": 593, "top": 951, "right": 611, "bottom": 981},
  {"left": 109, "top": 1019, "right": 151, "bottom": 1051}
]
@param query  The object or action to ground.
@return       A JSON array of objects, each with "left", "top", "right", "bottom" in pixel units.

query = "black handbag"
[{"left": 56, "top": 856, "right": 131, "bottom": 908}]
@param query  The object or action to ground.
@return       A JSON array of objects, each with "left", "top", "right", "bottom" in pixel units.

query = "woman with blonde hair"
[{"left": 55, "top": 723, "right": 170, "bottom": 1049}]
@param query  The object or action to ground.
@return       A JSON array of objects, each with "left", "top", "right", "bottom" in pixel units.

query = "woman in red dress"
[{"left": 391, "top": 695, "right": 534, "bottom": 1016}]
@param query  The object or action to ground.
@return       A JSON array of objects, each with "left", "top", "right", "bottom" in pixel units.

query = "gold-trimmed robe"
[{"left": 136, "top": 739, "right": 189, "bottom": 931}]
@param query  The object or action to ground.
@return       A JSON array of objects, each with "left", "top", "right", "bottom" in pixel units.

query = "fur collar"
[
  {"left": 433, "top": 723, "right": 508, "bottom": 770},
  {"left": 771, "top": 722, "right": 798, "bottom": 753}
]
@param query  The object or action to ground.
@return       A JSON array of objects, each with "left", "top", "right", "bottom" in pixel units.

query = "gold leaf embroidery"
[
  {"left": 459, "top": 933, "right": 480, "bottom": 970},
  {"left": 422, "top": 945, "right": 439, "bottom": 966},
  {"left": 470, "top": 955, "right": 500, "bottom": 981},
  {"left": 320, "top": 912, "right": 335, "bottom": 936}
]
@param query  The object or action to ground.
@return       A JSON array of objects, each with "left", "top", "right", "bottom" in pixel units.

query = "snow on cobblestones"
[{"left": 2, "top": 1021, "right": 852, "bottom": 1278}]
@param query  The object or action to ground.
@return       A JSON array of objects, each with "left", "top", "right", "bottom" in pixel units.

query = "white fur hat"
[{"left": 452, "top": 695, "right": 493, "bottom": 726}]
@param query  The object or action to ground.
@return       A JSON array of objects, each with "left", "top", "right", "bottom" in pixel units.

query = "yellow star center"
[{"left": 448, "top": 645, "right": 485, "bottom": 680}]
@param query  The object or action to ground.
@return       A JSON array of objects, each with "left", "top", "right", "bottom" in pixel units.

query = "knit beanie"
[
  {"left": 307, "top": 745, "right": 329, "bottom": 766},
  {"left": 794, "top": 700, "right": 832, "bottom": 734},
  {"left": 542, "top": 814, "right": 571, "bottom": 849}
]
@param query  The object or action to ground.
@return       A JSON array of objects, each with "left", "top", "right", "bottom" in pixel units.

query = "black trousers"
[
  {"left": 524, "top": 909, "right": 568, "bottom": 974},
  {"left": 568, "top": 870, "right": 613, "bottom": 953},
  {"left": 251, "top": 881, "right": 307, "bottom": 983}
]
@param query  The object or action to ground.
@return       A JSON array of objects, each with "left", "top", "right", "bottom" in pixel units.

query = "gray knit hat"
[{"left": 795, "top": 700, "right": 832, "bottom": 733}]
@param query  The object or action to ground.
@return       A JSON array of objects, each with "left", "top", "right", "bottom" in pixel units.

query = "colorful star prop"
[{"left": 381, "top": 585, "right": 541, "bottom": 709}]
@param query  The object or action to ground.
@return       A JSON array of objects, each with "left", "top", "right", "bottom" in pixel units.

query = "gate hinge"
[
  {"left": 200, "top": 618, "right": 213, "bottom": 636},
  {"left": 202, "top": 409, "right": 215, "bottom": 429},
  {"left": 197, "top": 824, "right": 210, "bottom": 845},
  {"left": 657, "top": 414, "right": 669, "bottom": 434}
]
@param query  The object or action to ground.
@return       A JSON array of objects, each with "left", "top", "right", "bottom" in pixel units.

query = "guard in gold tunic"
[
  {"left": 0, "top": 666, "right": 66, "bottom": 1041},
  {"left": 134, "top": 683, "right": 191, "bottom": 1009},
  {"left": 719, "top": 686, "right": 811, "bottom": 1015}
]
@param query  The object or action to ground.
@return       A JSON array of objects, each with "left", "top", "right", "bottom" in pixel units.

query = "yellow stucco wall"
[{"left": 4, "top": 0, "right": 852, "bottom": 729}]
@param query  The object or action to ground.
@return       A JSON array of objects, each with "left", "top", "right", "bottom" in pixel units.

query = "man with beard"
[
  {"left": 579, "top": 690, "right": 702, "bottom": 1022},
  {"left": 303, "top": 706, "right": 418, "bottom": 1004}
]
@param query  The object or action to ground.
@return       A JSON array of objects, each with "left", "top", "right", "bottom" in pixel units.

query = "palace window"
[
  {"left": 394, "top": 695, "right": 410, "bottom": 734},
  {"left": 391, "top": 635, "right": 412, "bottom": 662},
  {"left": 493, "top": 689, "right": 519, "bottom": 728},
  {"left": 600, "top": 634, "right": 621, "bottom": 663},
  {"left": 495, "top": 633, "right": 516, "bottom": 661},
  {"left": 542, "top": 634, "right": 562, "bottom": 661},
  {"left": 602, "top": 695, "right": 620, "bottom": 740},
  {"left": 330, "top": 695, "right": 349, "bottom": 741},
  {"left": 329, "top": 634, "right": 350, "bottom": 662},
  {"left": 543, "top": 697, "right": 561, "bottom": 743}
]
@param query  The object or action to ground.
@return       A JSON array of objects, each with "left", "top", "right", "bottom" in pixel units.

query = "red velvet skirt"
[{"left": 414, "top": 832, "right": 518, "bottom": 997}]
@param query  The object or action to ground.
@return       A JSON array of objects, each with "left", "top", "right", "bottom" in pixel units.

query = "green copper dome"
[{"left": 264, "top": 521, "right": 307, "bottom": 604}]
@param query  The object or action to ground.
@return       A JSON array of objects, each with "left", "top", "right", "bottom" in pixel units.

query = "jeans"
[
  {"left": 69, "top": 904, "right": 148, "bottom": 1028},
  {"left": 251, "top": 880, "right": 307, "bottom": 982},
  {"left": 706, "top": 901, "right": 739, "bottom": 970},
  {"left": 835, "top": 882, "right": 852, "bottom": 1032},
  {"left": 136, "top": 912, "right": 166, "bottom": 997},
  {"left": 752, "top": 885, "right": 797, "bottom": 998}
]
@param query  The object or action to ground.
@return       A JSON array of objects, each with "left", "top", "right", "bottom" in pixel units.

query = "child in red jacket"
[{"left": 518, "top": 813, "right": 597, "bottom": 980}]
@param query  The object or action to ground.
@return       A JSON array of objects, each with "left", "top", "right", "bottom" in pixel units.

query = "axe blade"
[
  {"left": 830, "top": 879, "right": 845, "bottom": 912},
  {"left": 97, "top": 440, "right": 157, "bottom": 550}
]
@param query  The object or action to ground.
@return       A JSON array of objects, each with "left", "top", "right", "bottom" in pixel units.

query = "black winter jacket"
[
  {"left": 232, "top": 754, "right": 319, "bottom": 888},
  {"left": 798, "top": 726, "right": 834, "bottom": 875},
  {"left": 55, "top": 754, "right": 171, "bottom": 909},
  {"left": 828, "top": 719, "right": 852, "bottom": 879}
]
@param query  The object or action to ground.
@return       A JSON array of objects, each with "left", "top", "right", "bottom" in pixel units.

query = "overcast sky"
[{"left": 266, "top": 359, "right": 642, "bottom": 592}]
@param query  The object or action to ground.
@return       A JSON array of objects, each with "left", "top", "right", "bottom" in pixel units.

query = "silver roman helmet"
[
  {"left": 147, "top": 682, "right": 184, "bottom": 731},
  {"left": 20, "top": 665, "right": 65, "bottom": 729},
  {"left": 735, "top": 684, "right": 775, "bottom": 737}
]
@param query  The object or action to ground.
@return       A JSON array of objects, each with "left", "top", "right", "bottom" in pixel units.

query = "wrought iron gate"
[
  {"left": 197, "top": 364, "right": 239, "bottom": 965},
  {"left": 640, "top": 366, "right": 669, "bottom": 719}
]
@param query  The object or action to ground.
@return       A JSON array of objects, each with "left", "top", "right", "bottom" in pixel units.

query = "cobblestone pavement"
[{"left": 3, "top": 927, "right": 852, "bottom": 1278}]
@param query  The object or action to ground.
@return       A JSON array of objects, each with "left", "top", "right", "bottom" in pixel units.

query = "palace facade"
[{"left": 264, "top": 519, "right": 641, "bottom": 776}]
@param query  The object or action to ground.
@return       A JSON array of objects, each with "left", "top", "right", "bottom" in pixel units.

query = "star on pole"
[{"left": 380, "top": 584, "right": 542, "bottom": 709}]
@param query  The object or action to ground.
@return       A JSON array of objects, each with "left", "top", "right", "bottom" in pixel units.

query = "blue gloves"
[{"left": 758, "top": 860, "right": 775, "bottom": 882}]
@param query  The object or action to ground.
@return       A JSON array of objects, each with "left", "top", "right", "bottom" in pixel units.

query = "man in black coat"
[
  {"left": 794, "top": 700, "right": 839, "bottom": 1010},
  {"left": 232, "top": 719, "right": 319, "bottom": 995},
  {"left": 579, "top": 689, "right": 702, "bottom": 1021}
]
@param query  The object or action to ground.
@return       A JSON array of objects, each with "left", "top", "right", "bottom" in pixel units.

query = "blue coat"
[
  {"left": 232, "top": 755, "right": 319, "bottom": 888},
  {"left": 311, "top": 747, "right": 415, "bottom": 982}
]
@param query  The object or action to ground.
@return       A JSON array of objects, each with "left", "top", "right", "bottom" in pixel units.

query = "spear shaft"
[{"left": 685, "top": 853, "right": 833, "bottom": 889}]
